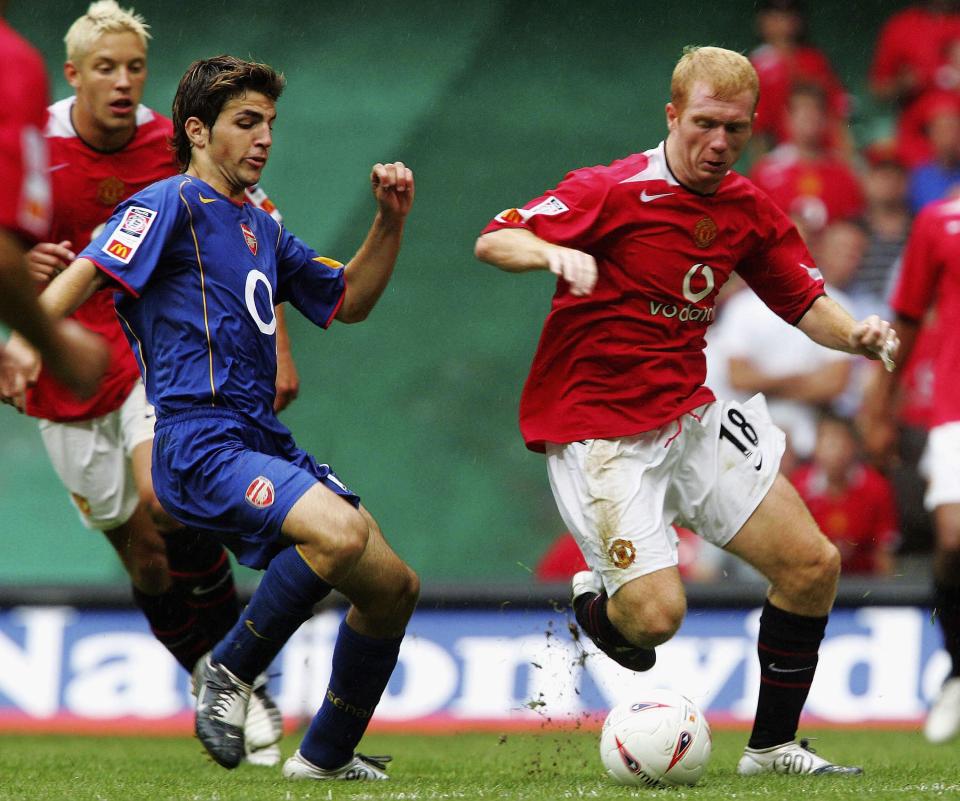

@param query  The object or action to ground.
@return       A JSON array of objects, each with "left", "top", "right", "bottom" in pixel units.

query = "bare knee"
[
  {"left": 608, "top": 592, "right": 686, "bottom": 648},
  {"left": 138, "top": 486, "right": 179, "bottom": 533},
  {"left": 105, "top": 514, "right": 171, "bottom": 594},
  {"left": 774, "top": 537, "right": 841, "bottom": 602},
  {"left": 298, "top": 507, "right": 370, "bottom": 582},
  {"left": 390, "top": 566, "right": 420, "bottom": 625}
]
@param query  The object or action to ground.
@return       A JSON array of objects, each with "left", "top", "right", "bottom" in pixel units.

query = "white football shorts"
[
  {"left": 922, "top": 421, "right": 960, "bottom": 510},
  {"left": 546, "top": 394, "right": 784, "bottom": 595},
  {"left": 37, "top": 380, "right": 156, "bottom": 531}
]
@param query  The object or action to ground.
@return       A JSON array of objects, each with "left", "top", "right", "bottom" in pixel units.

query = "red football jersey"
[
  {"left": 790, "top": 463, "right": 897, "bottom": 575},
  {"left": 749, "top": 144, "right": 864, "bottom": 232},
  {"left": 890, "top": 197, "right": 960, "bottom": 427},
  {"left": 25, "top": 100, "right": 177, "bottom": 422},
  {"left": 482, "top": 143, "right": 825, "bottom": 451},
  {"left": 0, "top": 20, "right": 51, "bottom": 243}
]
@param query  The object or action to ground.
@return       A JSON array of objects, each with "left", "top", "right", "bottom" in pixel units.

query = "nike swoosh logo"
[
  {"left": 769, "top": 663, "right": 809, "bottom": 673},
  {"left": 754, "top": 454, "right": 763, "bottom": 472},
  {"left": 640, "top": 189, "right": 674, "bottom": 203},
  {"left": 198, "top": 194, "right": 219, "bottom": 204},
  {"left": 191, "top": 571, "right": 231, "bottom": 596},
  {"left": 49, "top": 163, "right": 71, "bottom": 173}
]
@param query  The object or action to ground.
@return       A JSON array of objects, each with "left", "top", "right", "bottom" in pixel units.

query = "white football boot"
[
  {"left": 283, "top": 750, "right": 391, "bottom": 780},
  {"left": 242, "top": 673, "right": 283, "bottom": 765},
  {"left": 191, "top": 653, "right": 283, "bottom": 766},
  {"left": 737, "top": 739, "right": 863, "bottom": 776},
  {"left": 924, "top": 676, "right": 960, "bottom": 744}
]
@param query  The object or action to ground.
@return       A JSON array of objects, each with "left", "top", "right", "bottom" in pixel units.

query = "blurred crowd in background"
[{"left": 537, "top": 0, "right": 960, "bottom": 584}]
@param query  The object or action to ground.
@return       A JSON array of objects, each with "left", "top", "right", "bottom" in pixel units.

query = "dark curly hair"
[{"left": 170, "top": 55, "right": 285, "bottom": 172}]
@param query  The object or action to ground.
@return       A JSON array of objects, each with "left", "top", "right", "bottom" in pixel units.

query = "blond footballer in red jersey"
[
  {"left": 861, "top": 195, "right": 960, "bottom": 744},
  {"left": 478, "top": 46, "right": 897, "bottom": 777}
]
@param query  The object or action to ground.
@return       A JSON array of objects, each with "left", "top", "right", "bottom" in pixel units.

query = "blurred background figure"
[
  {"left": 751, "top": 83, "right": 864, "bottom": 236},
  {"left": 749, "top": 0, "right": 850, "bottom": 157},
  {"left": 789, "top": 411, "right": 898, "bottom": 576},
  {"left": 848, "top": 141, "right": 911, "bottom": 318},
  {"left": 871, "top": 1, "right": 960, "bottom": 168},
  {"left": 907, "top": 97, "right": 960, "bottom": 212}
]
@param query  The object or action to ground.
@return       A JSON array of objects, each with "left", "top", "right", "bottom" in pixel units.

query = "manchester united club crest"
[
  {"left": 97, "top": 176, "right": 125, "bottom": 207},
  {"left": 692, "top": 216, "right": 718, "bottom": 248},
  {"left": 245, "top": 476, "right": 274, "bottom": 508},
  {"left": 241, "top": 223, "right": 258, "bottom": 255},
  {"left": 608, "top": 538, "right": 636, "bottom": 569}
]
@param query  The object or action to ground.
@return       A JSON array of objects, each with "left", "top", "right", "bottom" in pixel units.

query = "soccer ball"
[{"left": 599, "top": 689, "right": 712, "bottom": 787}]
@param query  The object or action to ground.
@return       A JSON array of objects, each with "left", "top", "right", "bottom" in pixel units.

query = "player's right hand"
[
  {"left": 0, "top": 333, "right": 38, "bottom": 410},
  {"left": 545, "top": 246, "right": 598, "bottom": 297},
  {"left": 27, "top": 240, "right": 75, "bottom": 284}
]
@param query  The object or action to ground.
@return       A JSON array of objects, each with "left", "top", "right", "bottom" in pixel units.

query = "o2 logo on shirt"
[{"left": 245, "top": 269, "right": 276, "bottom": 335}]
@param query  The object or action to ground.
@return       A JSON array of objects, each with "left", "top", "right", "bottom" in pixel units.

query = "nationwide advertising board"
[{"left": 0, "top": 605, "right": 945, "bottom": 732}]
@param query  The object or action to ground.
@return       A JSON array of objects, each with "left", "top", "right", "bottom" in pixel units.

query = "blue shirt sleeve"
[
  {"left": 80, "top": 179, "right": 183, "bottom": 297},
  {"left": 274, "top": 226, "right": 346, "bottom": 328}
]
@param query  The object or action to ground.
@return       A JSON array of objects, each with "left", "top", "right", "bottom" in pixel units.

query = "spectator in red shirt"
[
  {"left": 872, "top": 3, "right": 960, "bottom": 167},
  {"left": 791, "top": 412, "right": 898, "bottom": 575},
  {"left": 907, "top": 97, "right": 960, "bottom": 211},
  {"left": 751, "top": 83, "right": 864, "bottom": 234},
  {"left": 871, "top": 1, "right": 960, "bottom": 108},
  {"left": 749, "top": 0, "right": 849, "bottom": 154}
]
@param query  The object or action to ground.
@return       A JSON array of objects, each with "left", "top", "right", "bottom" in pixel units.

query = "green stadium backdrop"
[{"left": 3, "top": 0, "right": 904, "bottom": 588}]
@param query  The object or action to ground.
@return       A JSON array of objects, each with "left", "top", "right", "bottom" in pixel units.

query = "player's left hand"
[
  {"left": 371, "top": 161, "right": 415, "bottom": 221},
  {"left": 849, "top": 314, "right": 899, "bottom": 372}
]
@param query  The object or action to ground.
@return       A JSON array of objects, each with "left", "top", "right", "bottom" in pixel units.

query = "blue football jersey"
[{"left": 81, "top": 175, "right": 345, "bottom": 429}]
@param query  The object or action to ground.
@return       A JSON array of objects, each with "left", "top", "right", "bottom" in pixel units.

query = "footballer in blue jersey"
[
  {"left": 21, "top": 55, "right": 419, "bottom": 781},
  {"left": 80, "top": 173, "right": 350, "bottom": 565}
]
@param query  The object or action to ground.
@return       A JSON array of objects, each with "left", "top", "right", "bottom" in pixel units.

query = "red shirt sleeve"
[
  {"left": 480, "top": 166, "right": 611, "bottom": 251},
  {"left": 735, "top": 198, "right": 825, "bottom": 324},
  {"left": 891, "top": 205, "right": 940, "bottom": 322},
  {"left": 0, "top": 26, "right": 51, "bottom": 242}
]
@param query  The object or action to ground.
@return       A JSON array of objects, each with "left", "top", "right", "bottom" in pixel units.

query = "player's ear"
[
  {"left": 64, "top": 60, "right": 81, "bottom": 90},
  {"left": 665, "top": 102, "right": 678, "bottom": 132},
  {"left": 184, "top": 117, "right": 209, "bottom": 149}
]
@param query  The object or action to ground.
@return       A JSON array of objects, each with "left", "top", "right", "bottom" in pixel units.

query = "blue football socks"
[
  {"left": 212, "top": 545, "right": 330, "bottom": 683},
  {"left": 300, "top": 617, "right": 402, "bottom": 769}
]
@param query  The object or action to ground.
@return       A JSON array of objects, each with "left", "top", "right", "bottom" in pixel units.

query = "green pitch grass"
[{"left": 0, "top": 728, "right": 957, "bottom": 801}]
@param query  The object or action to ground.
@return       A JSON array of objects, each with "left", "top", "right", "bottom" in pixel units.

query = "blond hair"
[
  {"left": 671, "top": 46, "right": 759, "bottom": 113},
  {"left": 64, "top": 1, "right": 151, "bottom": 64}
]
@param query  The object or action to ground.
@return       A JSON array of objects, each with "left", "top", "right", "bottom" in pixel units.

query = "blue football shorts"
[{"left": 152, "top": 408, "right": 360, "bottom": 569}]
